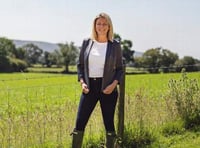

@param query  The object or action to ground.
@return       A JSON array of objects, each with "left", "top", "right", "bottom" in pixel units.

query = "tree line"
[
  {"left": 0, "top": 37, "right": 78, "bottom": 73},
  {"left": 0, "top": 36, "right": 199, "bottom": 73},
  {"left": 134, "top": 47, "right": 200, "bottom": 73}
]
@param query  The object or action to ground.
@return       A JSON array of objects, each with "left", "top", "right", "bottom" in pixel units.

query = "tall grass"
[
  {"left": 0, "top": 73, "right": 78, "bottom": 147},
  {"left": 0, "top": 72, "right": 199, "bottom": 147},
  {"left": 165, "top": 71, "right": 200, "bottom": 129}
]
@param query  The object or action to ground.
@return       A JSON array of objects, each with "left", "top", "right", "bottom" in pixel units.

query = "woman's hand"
[
  {"left": 80, "top": 79, "right": 89, "bottom": 94},
  {"left": 81, "top": 83, "right": 89, "bottom": 94},
  {"left": 103, "top": 80, "right": 118, "bottom": 94}
]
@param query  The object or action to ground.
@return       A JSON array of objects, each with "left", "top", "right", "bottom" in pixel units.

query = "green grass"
[{"left": 0, "top": 72, "right": 199, "bottom": 147}]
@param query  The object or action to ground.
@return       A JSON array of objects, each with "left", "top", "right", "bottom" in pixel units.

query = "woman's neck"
[{"left": 97, "top": 36, "right": 108, "bottom": 43}]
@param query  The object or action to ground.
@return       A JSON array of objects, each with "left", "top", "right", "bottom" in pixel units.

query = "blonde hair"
[{"left": 91, "top": 12, "right": 114, "bottom": 42}]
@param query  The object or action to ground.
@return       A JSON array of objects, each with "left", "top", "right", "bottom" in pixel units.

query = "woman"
[{"left": 71, "top": 12, "right": 124, "bottom": 148}]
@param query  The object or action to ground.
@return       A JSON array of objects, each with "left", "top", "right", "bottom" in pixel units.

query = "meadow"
[{"left": 0, "top": 72, "right": 199, "bottom": 147}]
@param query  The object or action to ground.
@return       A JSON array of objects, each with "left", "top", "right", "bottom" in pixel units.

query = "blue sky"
[{"left": 0, "top": 0, "right": 200, "bottom": 59}]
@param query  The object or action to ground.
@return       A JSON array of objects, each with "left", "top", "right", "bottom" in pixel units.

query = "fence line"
[
  {"left": 0, "top": 75, "right": 67, "bottom": 82},
  {"left": 132, "top": 64, "right": 200, "bottom": 71}
]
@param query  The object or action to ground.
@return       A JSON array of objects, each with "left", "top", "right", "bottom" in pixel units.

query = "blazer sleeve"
[
  {"left": 77, "top": 39, "right": 89, "bottom": 81},
  {"left": 114, "top": 40, "right": 124, "bottom": 84}
]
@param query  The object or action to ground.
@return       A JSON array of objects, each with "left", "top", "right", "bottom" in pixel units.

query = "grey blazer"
[{"left": 77, "top": 38, "right": 124, "bottom": 91}]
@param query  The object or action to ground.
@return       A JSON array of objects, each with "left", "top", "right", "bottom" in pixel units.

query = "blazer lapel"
[
  {"left": 84, "top": 39, "right": 94, "bottom": 61},
  {"left": 104, "top": 41, "right": 112, "bottom": 65}
]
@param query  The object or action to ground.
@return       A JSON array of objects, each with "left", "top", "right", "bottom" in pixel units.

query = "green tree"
[
  {"left": 174, "top": 59, "right": 184, "bottom": 72},
  {"left": 50, "top": 49, "right": 63, "bottom": 67},
  {"left": 114, "top": 33, "right": 122, "bottom": 42},
  {"left": 121, "top": 40, "right": 134, "bottom": 63},
  {"left": 22, "top": 43, "right": 43, "bottom": 65},
  {"left": 142, "top": 48, "right": 161, "bottom": 73},
  {"left": 0, "top": 37, "right": 15, "bottom": 71},
  {"left": 114, "top": 33, "right": 134, "bottom": 64},
  {"left": 41, "top": 51, "right": 61, "bottom": 68},
  {"left": 160, "top": 49, "right": 178, "bottom": 72},
  {"left": 0, "top": 37, "right": 16, "bottom": 57},
  {"left": 15, "top": 47, "right": 26, "bottom": 60},
  {"left": 58, "top": 42, "right": 78, "bottom": 73},
  {"left": 141, "top": 47, "right": 178, "bottom": 73},
  {"left": 174, "top": 56, "right": 198, "bottom": 72},
  {"left": 0, "top": 37, "right": 27, "bottom": 72},
  {"left": 43, "top": 51, "right": 52, "bottom": 67},
  {"left": 182, "top": 56, "right": 196, "bottom": 72}
]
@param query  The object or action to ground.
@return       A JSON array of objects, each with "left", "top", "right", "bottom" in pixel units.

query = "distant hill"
[
  {"left": 134, "top": 51, "right": 143, "bottom": 57},
  {"left": 13, "top": 39, "right": 59, "bottom": 52},
  {"left": 12, "top": 39, "right": 143, "bottom": 57}
]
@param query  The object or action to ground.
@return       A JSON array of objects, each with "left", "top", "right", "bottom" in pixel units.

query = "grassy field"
[{"left": 0, "top": 72, "right": 199, "bottom": 147}]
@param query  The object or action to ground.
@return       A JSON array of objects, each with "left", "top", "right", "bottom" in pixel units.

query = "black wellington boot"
[
  {"left": 106, "top": 131, "right": 116, "bottom": 148},
  {"left": 71, "top": 129, "right": 84, "bottom": 148}
]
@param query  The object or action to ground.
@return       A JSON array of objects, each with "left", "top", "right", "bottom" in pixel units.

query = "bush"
[
  {"left": 0, "top": 56, "right": 12, "bottom": 72},
  {"left": 161, "top": 120, "right": 185, "bottom": 137},
  {"left": 83, "top": 133, "right": 104, "bottom": 148},
  {"left": 9, "top": 58, "right": 28, "bottom": 72},
  {"left": 0, "top": 57, "right": 27, "bottom": 72},
  {"left": 165, "top": 71, "right": 200, "bottom": 129},
  {"left": 123, "top": 124, "right": 156, "bottom": 148}
]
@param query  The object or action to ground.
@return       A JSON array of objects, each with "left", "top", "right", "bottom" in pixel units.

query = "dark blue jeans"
[{"left": 75, "top": 78, "right": 118, "bottom": 132}]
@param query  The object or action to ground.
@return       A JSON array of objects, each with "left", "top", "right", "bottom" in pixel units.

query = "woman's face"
[{"left": 95, "top": 17, "right": 109, "bottom": 37}]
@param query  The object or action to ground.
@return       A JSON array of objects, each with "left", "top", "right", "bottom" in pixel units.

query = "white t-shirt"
[{"left": 88, "top": 40, "right": 107, "bottom": 77}]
